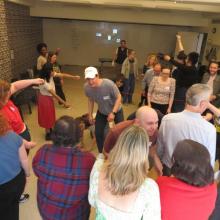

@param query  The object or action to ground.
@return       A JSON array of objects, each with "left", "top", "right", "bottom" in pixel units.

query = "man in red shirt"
[{"left": 103, "top": 106, "right": 163, "bottom": 175}]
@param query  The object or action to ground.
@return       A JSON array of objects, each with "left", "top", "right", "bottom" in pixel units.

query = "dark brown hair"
[
  {"left": 40, "top": 62, "right": 53, "bottom": 83},
  {"left": 208, "top": 60, "right": 219, "bottom": 70},
  {"left": 47, "top": 51, "right": 56, "bottom": 63},
  {"left": 51, "top": 116, "right": 81, "bottom": 147},
  {"left": 36, "top": 43, "right": 47, "bottom": 54},
  {"left": 171, "top": 139, "right": 214, "bottom": 187}
]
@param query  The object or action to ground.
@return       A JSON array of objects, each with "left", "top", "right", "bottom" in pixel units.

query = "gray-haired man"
[{"left": 157, "top": 83, "right": 216, "bottom": 175}]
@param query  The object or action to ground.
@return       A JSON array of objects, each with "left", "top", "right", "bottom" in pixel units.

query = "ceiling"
[
  {"left": 37, "top": 0, "right": 220, "bottom": 12},
  {"left": 7, "top": 0, "right": 220, "bottom": 20}
]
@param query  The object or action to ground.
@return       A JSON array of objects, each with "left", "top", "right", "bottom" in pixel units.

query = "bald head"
[
  {"left": 136, "top": 106, "right": 157, "bottom": 120},
  {"left": 135, "top": 106, "right": 158, "bottom": 137}
]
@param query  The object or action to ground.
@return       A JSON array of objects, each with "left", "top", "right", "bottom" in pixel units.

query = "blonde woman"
[
  {"left": 143, "top": 54, "right": 158, "bottom": 74},
  {"left": 89, "top": 125, "right": 161, "bottom": 220}
]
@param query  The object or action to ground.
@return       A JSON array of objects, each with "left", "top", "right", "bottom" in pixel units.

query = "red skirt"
[{"left": 38, "top": 93, "right": 56, "bottom": 129}]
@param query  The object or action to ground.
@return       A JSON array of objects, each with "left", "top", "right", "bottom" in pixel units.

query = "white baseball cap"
[{"left": 84, "top": 66, "right": 98, "bottom": 79}]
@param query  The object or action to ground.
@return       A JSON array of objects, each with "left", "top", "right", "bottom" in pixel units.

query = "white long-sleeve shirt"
[{"left": 157, "top": 110, "right": 216, "bottom": 168}]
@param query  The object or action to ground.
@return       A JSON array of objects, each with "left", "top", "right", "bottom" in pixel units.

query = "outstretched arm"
[
  {"left": 49, "top": 89, "right": 70, "bottom": 108},
  {"left": 207, "top": 102, "right": 220, "bottom": 118},
  {"left": 55, "top": 72, "right": 80, "bottom": 80},
  {"left": 113, "top": 48, "right": 118, "bottom": 62},
  {"left": 10, "top": 78, "right": 44, "bottom": 95},
  {"left": 176, "top": 34, "right": 184, "bottom": 52}
]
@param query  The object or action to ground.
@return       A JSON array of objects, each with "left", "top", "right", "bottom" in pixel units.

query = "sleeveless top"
[{"left": 116, "top": 47, "right": 128, "bottom": 64}]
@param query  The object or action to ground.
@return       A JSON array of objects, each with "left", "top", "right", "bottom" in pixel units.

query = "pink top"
[
  {"left": 157, "top": 176, "right": 217, "bottom": 220},
  {"left": 1, "top": 100, "right": 25, "bottom": 134}
]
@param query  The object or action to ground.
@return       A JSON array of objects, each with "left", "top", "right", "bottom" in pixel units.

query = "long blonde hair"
[
  {"left": 104, "top": 125, "right": 149, "bottom": 196},
  {"left": 145, "top": 54, "right": 158, "bottom": 67}
]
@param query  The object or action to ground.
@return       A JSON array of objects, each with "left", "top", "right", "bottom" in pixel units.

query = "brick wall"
[
  {"left": 0, "top": 1, "right": 43, "bottom": 80},
  {"left": 0, "top": 1, "right": 12, "bottom": 80}
]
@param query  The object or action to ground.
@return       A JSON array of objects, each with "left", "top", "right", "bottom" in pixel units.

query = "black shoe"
[
  {"left": 45, "top": 132, "right": 51, "bottom": 140},
  {"left": 19, "top": 194, "right": 29, "bottom": 203}
]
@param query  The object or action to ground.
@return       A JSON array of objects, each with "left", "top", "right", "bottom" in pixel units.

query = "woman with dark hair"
[
  {"left": 47, "top": 51, "right": 80, "bottom": 104},
  {"left": 33, "top": 116, "right": 95, "bottom": 220},
  {"left": 36, "top": 43, "right": 48, "bottom": 71},
  {"left": 36, "top": 43, "right": 61, "bottom": 72},
  {"left": 38, "top": 62, "right": 79, "bottom": 140},
  {"left": 0, "top": 113, "right": 30, "bottom": 220},
  {"left": 157, "top": 139, "right": 217, "bottom": 220}
]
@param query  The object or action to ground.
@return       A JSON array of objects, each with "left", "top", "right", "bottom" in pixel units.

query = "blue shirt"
[{"left": 0, "top": 131, "right": 23, "bottom": 184}]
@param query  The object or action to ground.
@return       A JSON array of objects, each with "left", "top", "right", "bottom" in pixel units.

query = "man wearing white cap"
[{"left": 84, "top": 66, "right": 124, "bottom": 153}]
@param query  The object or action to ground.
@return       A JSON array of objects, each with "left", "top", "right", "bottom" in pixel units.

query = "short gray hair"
[{"left": 186, "top": 84, "right": 212, "bottom": 106}]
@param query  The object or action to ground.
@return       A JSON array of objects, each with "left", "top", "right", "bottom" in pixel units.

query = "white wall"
[{"left": 43, "top": 19, "right": 204, "bottom": 67}]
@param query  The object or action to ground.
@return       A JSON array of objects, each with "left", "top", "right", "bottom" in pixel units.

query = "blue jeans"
[
  {"left": 123, "top": 73, "right": 135, "bottom": 103},
  {"left": 95, "top": 109, "right": 124, "bottom": 153}
]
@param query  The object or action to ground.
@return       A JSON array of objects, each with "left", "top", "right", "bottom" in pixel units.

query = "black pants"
[
  {"left": 55, "top": 85, "right": 66, "bottom": 102},
  {"left": 0, "top": 170, "right": 26, "bottom": 220},
  {"left": 95, "top": 109, "right": 124, "bottom": 153},
  {"left": 151, "top": 102, "right": 168, "bottom": 115},
  {"left": 172, "top": 87, "right": 187, "bottom": 113},
  {"left": 162, "top": 164, "right": 172, "bottom": 176},
  {"left": 138, "top": 95, "right": 147, "bottom": 107},
  {"left": 54, "top": 77, "right": 66, "bottom": 102},
  {"left": 209, "top": 187, "right": 220, "bottom": 220}
]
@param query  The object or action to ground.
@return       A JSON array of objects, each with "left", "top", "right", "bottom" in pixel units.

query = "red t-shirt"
[
  {"left": 1, "top": 100, "right": 25, "bottom": 134},
  {"left": 157, "top": 176, "right": 217, "bottom": 220}
]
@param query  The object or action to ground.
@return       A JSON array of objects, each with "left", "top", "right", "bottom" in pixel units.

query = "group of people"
[
  {"left": 113, "top": 35, "right": 220, "bottom": 118},
  {"left": 1, "top": 34, "right": 220, "bottom": 220}
]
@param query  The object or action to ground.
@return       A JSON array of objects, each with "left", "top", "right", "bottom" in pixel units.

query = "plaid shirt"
[{"left": 33, "top": 144, "right": 95, "bottom": 220}]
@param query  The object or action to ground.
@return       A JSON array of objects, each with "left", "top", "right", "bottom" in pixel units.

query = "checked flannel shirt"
[{"left": 33, "top": 144, "right": 95, "bottom": 220}]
